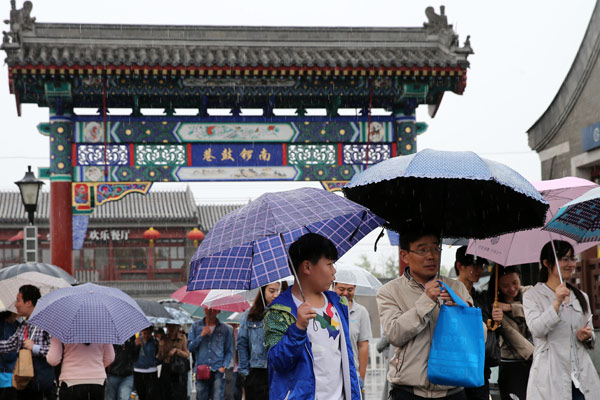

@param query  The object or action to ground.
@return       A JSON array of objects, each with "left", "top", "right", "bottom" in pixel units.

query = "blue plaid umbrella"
[
  {"left": 28, "top": 283, "right": 151, "bottom": 344},
  {"left": 544, "top": 186, "right": 600, "bottom": 242},
  {"left": 188, "top": 187, "right": 385, "bottom": 291},
  {"left": 343, "top": 149, "right": 549, "bottom": 239}
]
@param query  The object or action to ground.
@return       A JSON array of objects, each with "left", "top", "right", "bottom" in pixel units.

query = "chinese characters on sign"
[
  {"left": 191, "top": 144, "right": 282, "bottom": 166},
  {"left": 88, "top": 229, "right": 131, "bottom": 241}
]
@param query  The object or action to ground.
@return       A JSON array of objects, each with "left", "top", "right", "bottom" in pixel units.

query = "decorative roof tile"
[
  {"left": 2, "top": 5, "right": 472, "bottom": 70},
  {"left": 197, "top": 204, "right": 244, "bottom": 233}
]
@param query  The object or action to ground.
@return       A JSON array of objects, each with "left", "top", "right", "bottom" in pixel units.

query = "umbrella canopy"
[
  {"left": 135, "top": 299, "right": 172, "bottom": 319},
  {"left": 343, "top": 149, "right": 549, "bottom": 239},
  {"left": 333, "top": 263, "right": 383, "bottom": 296},
  {"left": 544, "top": 186, "right": 600, "bottom": 243},
  {"left": 0, "top": 271, "right": 71, "bottom": 312},
  {"left": 467, "top": 177, "right": 599, "bottom": 265},
  {"left": 179, "top": 303, "right": 241, "bottom": 322},
  {"left": 172, "top": 286, "right": 252, "bottom": 313},
  {"left": 28, "top": 283, "right": 151, "bottom": 344},
  {"left": 0, "top": 263, "right": 77, "bottom": 284},
  {"left": 148, "top": 306, "right": 195, "bottom": 326},
  {"left": 188, "top": 187, "right": 385, "bottom": 291}
]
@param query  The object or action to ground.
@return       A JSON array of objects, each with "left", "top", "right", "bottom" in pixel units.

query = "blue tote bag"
[{"left": 427, "top": 281, "right": 485, "bottom": 388}]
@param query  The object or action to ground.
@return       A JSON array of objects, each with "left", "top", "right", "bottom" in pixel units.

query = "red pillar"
[{"left": 50, "top": 181, "right": 73, "bottom": 275}]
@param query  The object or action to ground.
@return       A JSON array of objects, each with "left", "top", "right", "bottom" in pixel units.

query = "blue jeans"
[
  {"left": 105, "top": 374, "right": 134, "bottom": 400},
  {"left": 195, "top": 370, "right": 225, "bottom": 400}
]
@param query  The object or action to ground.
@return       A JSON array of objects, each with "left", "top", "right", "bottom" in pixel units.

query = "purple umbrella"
[
  {"left": 28, "top": 283, "right": 151, "bottom": 344},
  {"left": 187, "top": 187, "right": 385, "bottom": 292}
]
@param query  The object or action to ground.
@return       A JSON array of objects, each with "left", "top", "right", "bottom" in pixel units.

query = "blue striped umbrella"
[
  {"left": 28, "top": 283, "right": 151, "bottom": 344},
  {"left": 544, "top": 186, "right": 600, "bottom": 242},
  {"left": 343, "top": 149, "right": 549, "bottom": 239},
  {"left": 188, "top": 187, "right": 385, "bottom": 291}
]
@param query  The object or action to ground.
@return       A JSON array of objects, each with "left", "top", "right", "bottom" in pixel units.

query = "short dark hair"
[
  {"left": 289, "top": 233, "right": 338, "bottom": 273},
  {"left": 399, "top": 230, "right": 441, "bottom": 252},
  {"left": 19, "top": 285, "right": 41, "bottom": 307},
  {"left": 454, "top": 246, "right": 489, "bottom": 275}
]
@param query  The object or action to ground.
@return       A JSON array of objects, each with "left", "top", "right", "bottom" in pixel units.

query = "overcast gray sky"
[{"left": 0, "top": 0, "right": 596, "bottom": 271}]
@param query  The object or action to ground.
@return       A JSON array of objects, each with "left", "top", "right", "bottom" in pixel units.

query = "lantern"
[
  {"left": 187, "top": 227, "right": 205, "bottom": 247},
  {"left": 143, "top": 227, "right": 160, "bottom": 248}
]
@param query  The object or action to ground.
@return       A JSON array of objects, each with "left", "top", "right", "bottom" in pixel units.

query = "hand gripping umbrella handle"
[{"left": 487, "top": 302, "right": 500, "bottom": 331}]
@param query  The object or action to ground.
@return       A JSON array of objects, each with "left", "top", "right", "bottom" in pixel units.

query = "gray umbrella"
[
  {"left": 0, "top": 263, "right": 77, "bottom": 284},
  {"left": 135, "top": 299, "right": 172, "bottom": 319}
]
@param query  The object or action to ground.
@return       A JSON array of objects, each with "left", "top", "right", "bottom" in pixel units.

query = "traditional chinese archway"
[{"left": 2, "top": 2, "right": 472, "bottom": 275}]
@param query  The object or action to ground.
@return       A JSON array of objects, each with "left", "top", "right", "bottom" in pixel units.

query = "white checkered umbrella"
[
  {"left": 0, "top": 271, "right": 72, "bottom": 312},
  {"left": 28, "top": 283, "right": 151, "bottom": 344}
]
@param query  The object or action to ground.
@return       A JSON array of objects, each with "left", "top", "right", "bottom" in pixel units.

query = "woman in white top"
[{"left": 523, "top": 240, "right": 600, "bottom": 400}]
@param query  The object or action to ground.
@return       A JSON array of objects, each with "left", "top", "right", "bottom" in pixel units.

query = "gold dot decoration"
[
  {"left": 405, "top": 127, "right": 412, "bottom": 134},
  {"left": 304, "top": 121, "right": 310, "bottom": 125},
  {"left": 57, "top": 145, "right": 64, "bottom": 151},
  {"left": 57, "top": 127, "right": 64, "bottom": 133},
  {"left": 145, "top": 130, "right": 151, "bottom": 135},
  {"left": 162, "top": 121, "right": 168, "bottom": 125},
  {"left": 125, "top": 129, "right": 132, "bottom": 135},
  {"left": 149, "top": 171, "right": 156, "bottom": 177},
  {"left": 135, "top": 166, "right": 140, "bottom": 170},
  {"left": 405, "top": 144, "right": 412, "bottom": 151},
  {"left": 344, "top": 169, "right": 350, "bottom": 174},
  {"left": 321, "top": 130, "right": 326, "bottom": 135},
  {"left": 57, "top": 162, "right": 64, "bottom": 169},
  {"left": 163, "top": 140, "right": 168, "bottom": 143},
  {"left": 305, "top": 177, "right": 310, "bottom": 181},
  {"left": 318, "top": 170, "right": 324, "bottom": 176},
  {"left": 50, "top": 137, "right": 55, "bottom": 142},
  {"left": 141, "top": 121, "right": 146, "bottom": 125},
  {"left": 51, "top": 155, "right": 55, "bottom": 160},
  {"left": 339, "top": 129, "right": 346, "bottom": 135},
  {"left": 136, "top": 178, "right": 141, "bottom": 182},
  {"left": 163, "top": 166, "right": 169, "bottom": 169}
]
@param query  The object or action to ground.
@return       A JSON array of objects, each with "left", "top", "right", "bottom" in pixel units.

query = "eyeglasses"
[
  {"left": 408, "top": 246, "right": 442, "bottom": 257},
  {"left": 559, "top": 256, "right": 577, "bottom": 263}
]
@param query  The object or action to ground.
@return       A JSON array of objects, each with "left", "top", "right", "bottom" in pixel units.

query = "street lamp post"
[{"left": 15, "top": 166, "right": 44, "bottom": 262}]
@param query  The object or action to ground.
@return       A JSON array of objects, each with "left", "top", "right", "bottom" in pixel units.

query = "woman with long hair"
[
  {"left": 236, "top": 281, "right": 282, "bottom": 400},
  {"left": 523, "top": 240, "right": 600, "bottom": 400},
  {"left": 488, "top": 265, "right": 533, "bottom": 400}
]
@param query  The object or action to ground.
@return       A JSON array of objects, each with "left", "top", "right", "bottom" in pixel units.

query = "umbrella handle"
[
  {"left": 487, "top": 265, "right": 500, "bottom": 331},
  {"left": 487, "top": 319, "right": 499, "bottom": 331},
  {"left": 487, "top": 299, "right": 499, "bottom": 331}
]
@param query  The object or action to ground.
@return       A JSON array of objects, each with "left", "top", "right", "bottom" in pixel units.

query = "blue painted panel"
[
  {"left": 582, "top": 121, "right": 600, "bottom": 152},
  {"left": 190, "top": 143, "right": 283, "bottom": 166}
]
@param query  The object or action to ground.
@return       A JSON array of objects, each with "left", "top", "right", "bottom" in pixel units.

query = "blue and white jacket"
[{"left": 264, "top": 288, "right": 361, "bottom": 400}]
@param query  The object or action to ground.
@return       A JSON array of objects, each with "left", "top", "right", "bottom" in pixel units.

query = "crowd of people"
[{"left": 0, "top": 230, "right": 598, "bottom": 400}]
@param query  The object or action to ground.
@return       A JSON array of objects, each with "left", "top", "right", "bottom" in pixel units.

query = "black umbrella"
[
  {"left": 0, "top": 263, "right": 77, "bottom": 285},
  {"left": 135, "top": 299, "right": 172, "bottom": 319},
  {"left": 343, "top": 149, "right": 549, "bottom": 239}
]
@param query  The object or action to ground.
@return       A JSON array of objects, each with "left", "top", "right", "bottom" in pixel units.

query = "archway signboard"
[{"left": 2, "top": 2, "right": 472, "bottom": 274}]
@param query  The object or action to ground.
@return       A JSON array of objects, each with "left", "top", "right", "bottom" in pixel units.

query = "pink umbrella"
[
  {"left": 467, "top": 177, "right": 599, "bottom": 266},
  {"left": 170, "top": 286, "right": 251, "bottom": 313}
]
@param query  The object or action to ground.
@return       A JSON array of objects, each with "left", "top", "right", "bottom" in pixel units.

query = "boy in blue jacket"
[{"left": 264, "top": 233, "right": 361, "bottom": 400}]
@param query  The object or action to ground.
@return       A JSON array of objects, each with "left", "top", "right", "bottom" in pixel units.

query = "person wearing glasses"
[
  {"left": 377, "top": 231, "right": 473, "bottom": 400},
  {"left": 523, "top": 240, "right": 600, "bottom": 400}
]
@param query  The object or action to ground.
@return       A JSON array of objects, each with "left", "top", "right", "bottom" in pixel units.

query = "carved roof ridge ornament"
[
  {"left": 2, "top": 0, "right": 35, "bottom": 49},
  {"left": 424, "top": 5, "right": 473, "bottom": 59}
]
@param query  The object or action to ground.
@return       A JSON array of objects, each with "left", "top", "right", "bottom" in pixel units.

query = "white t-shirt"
[{"left": 293, "top": 293, "right": 344, "bottom": 400}]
